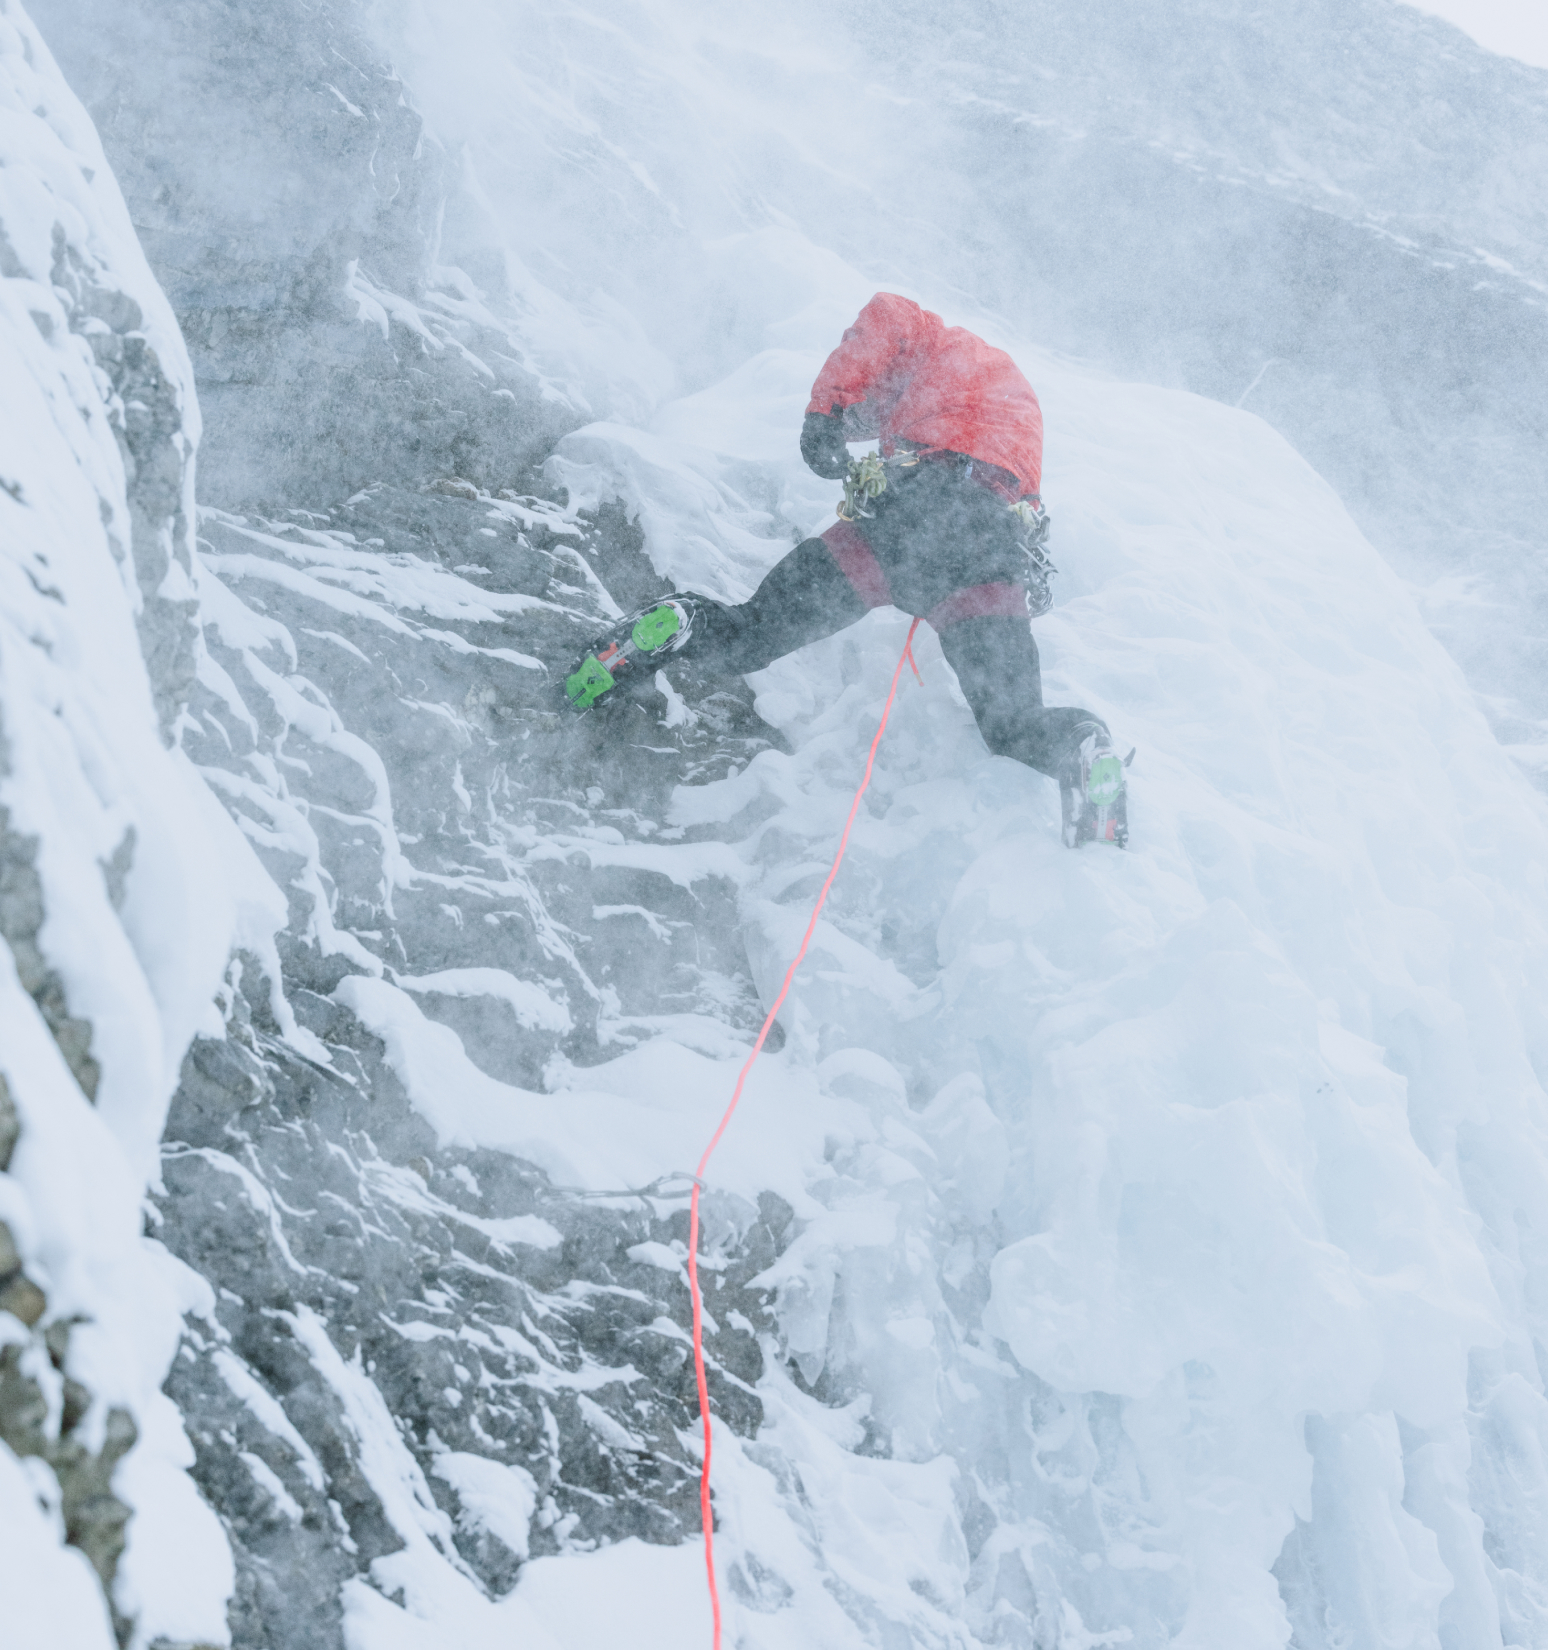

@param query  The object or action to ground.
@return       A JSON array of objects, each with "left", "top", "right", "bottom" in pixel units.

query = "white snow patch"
[
  {"left": 432, "top": 1452, "right": 538, "bottom": 1560},
  {"left": 334, "top": 976, "right": 868, "bottom": 1214}
]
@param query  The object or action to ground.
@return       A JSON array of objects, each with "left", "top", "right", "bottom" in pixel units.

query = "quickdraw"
[
  {"left": 837, "top": 447, "right": 920, "bottom": 520},
  {"left": 1010, "top": 496, "right": 1057, "bottom": 617}
]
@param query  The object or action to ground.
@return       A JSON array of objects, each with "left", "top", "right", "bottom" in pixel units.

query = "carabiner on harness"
[
  {"left": 838, "top": 452, "right": 889, "bottom": 521},
  {"left": 1009, "top": 497, "right": 1057, "bottom": 617}
]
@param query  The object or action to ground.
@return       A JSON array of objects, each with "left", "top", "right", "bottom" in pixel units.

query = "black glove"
[{"left": 800, "top": 406, "right": 850, "bottom": 480}]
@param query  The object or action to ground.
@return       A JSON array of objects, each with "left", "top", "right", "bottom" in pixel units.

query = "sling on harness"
[{"left": 838, "top": 449, "right": 917, "bottom": 520}]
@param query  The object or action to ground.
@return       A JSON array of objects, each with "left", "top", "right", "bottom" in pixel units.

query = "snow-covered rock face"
[
  {"left": 161, "top": 481, "right": 792, "bottom": 1648},
  {"left": 8, "top": 1, "right": 1548, "bottom": 1648},
  {"left": 0, "top": 5, "right": 283, "bottom": 1645},
  {"left": 27, "top": 0, "right": 579, "bottom": 511}
]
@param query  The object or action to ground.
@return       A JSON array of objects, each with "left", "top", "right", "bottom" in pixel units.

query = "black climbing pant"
[{"left": 692, "top": 461, "right": 1106, "bottom": 779}]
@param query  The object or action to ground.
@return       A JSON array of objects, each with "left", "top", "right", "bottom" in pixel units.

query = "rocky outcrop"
[
  {"left": 48, "top": 234, "right": 201, "bottom": 740},
  {"left": 0, "top": 810, "right": 102, "bottom": 1101},
  {"left": 31, "top": 0, "right": 577, "bottom": 511},
  {"left": 162, "top": 472, "right": 791, "bottom": 1643},
  {"left": 0, "top": 1082, "right": 139, "bottom": 1649},
  {"left": 0, "top": 1317, "right": 139, "bottom": 1647},
  {"left": 8, "top": 3, "right": 798, "bottom": 1639},
  {"left": 159, "top": 1000, "right": 785, "bottom": 1650}
]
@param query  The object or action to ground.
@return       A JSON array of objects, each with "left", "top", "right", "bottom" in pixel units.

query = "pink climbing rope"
[{"left": 686, "top": 618, "right": 922, "bottom": 1649}]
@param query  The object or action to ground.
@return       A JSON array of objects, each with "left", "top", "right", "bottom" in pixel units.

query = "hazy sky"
[{"left": 1404, "top": 0, "right": 1548, "bottom": 67}]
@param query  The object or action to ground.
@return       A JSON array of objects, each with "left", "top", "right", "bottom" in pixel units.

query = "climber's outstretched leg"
[
  {"left": 691, "top": 535, "right": 871, "bottom": 675},
  {"left": 563, "top": 535, "right": 868, "bottom": 709}
]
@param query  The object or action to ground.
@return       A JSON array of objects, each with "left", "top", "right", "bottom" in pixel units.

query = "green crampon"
[
  {"left": 1087, "top": 752, "right": 1126, "bottom": 808},
  {"left": 631, "top": 604, "right": 682, "bottom": 652},
  {"left": 563, "top": 600, "right": 695, "bottom": 711},
  {"left": 564, "top": 653, "right": 616, "bottom": 710}
]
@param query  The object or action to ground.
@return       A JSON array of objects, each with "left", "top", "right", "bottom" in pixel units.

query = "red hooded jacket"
[{"left": 806, "top": 293, "right": 1044, "bottom": 499}]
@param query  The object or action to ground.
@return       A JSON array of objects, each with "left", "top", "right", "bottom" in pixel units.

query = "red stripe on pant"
[
  {"left": 822, "top": 521, "right": 894, "bottom": 609},
  {"left": 820, "top": 522, "right": 1030, "bottom": 633}
]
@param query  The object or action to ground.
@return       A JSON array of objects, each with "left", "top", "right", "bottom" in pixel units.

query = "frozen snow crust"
[{"left": 7, "top": 1, "right": 1548, "bottom": 1648}]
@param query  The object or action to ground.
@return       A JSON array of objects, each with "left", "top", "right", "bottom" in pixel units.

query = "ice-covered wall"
[
  {"left": 10, "top": 1, "right": 1548, "bottom": 1648},
  {"left": 513, "top": 319, "right": 1548, "bottom": 1650},
  {"left": 0, "top": 5, "right": 285, "bottom": 1644}
]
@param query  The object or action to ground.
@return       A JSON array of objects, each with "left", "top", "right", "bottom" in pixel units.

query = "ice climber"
[{"left": 564, "top": 292, "right": 1129, "bottom": 846}]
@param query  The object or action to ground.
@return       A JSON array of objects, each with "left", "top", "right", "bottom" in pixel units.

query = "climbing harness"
[
  {"left": 839, "top": 461, "right": 1058, "bottom": 617},
  {"left": 686, "top": 618, "right": 923, "bottom": 1650}
]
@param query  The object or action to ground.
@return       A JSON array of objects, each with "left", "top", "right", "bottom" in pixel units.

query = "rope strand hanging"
[{"left": 686, "top": 618, "right": 922, "bottom": 1650}]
